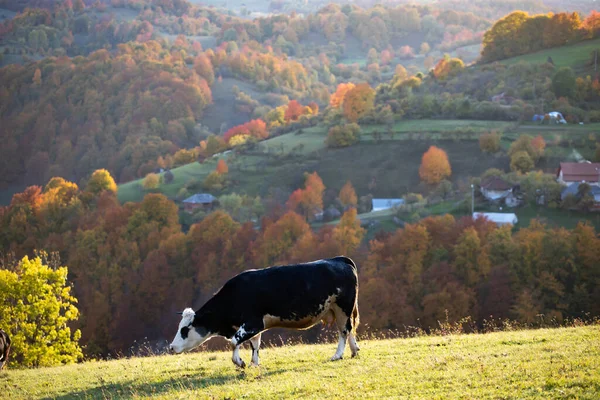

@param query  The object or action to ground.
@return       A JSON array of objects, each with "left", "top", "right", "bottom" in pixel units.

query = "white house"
[
  {"left": 473, "top": 212, "right": 518, "bottom": 226},
  {"left": 372, "top": 198, "right": 404, "bottom": 212},
  {"left": 480, "top": 176, "right": 513, "bottom": 201}
]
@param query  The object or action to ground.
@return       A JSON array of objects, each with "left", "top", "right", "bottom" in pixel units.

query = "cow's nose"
[{"left": 168, "top": 345, "right": 174, "bottom": 354}]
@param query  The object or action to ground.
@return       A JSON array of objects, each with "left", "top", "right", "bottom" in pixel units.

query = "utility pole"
[{"left": 471, "top": 184, "right": 475, "bottom": 215}]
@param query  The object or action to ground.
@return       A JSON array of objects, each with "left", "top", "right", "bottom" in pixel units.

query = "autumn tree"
[
  {"left": 143, "top": 173, "right": 160, "bottom": 190},
  {"left": 510, "top": 151, "right": 534, "bottom": 173},
  {"left": 0, "top": 255, "right": 82, "bottom": 367},
  {"left": 339, "top": 181, "right": 358, "bottom": 208},
  {"left": 86, "top": 169, "right": 117, "bottom": 195},
  {"left": 343, "top": 83, "right": 375, "bottom": 122},
  {"left": 419, "top": 146, "right": 452, "bottom": 184},
  {"left": 332, "top": 208, "right": 366, "bottom": 255},
  {"left": 286, "top": 172, "right": 326, "bottom": 219},
  {"left": 329, "top": 83, "right": 355, "bottom": 108},
  {"left": 284, "top": 100, "right": 305, "bottom": 122},
  {"left": 216, "top": 159, "right": 229, "bottom": 175}
]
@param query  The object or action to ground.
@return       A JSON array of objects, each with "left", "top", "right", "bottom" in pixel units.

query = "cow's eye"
[{"left": 180, "top": 326, "right": 190, "bottom": 339}]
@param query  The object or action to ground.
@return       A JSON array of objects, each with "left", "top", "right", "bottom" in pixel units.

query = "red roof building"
[{"left": 557, "top": 162, "right": 600, "bottom": 186}]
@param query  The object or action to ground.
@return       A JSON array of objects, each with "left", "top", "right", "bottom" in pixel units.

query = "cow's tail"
[{"left": 333, "top": 256, "right": 360, "bottom": 334}]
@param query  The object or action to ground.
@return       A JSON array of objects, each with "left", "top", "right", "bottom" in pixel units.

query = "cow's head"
[{"left": 169, "top": 308, "right": 212, "bottom": 354}]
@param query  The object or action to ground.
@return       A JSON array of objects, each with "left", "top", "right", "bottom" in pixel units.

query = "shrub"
[
  {"left": 326, "top": 123, "right": 361, "bottom": 148},
  {"left": 479, "top": 131, "right": 501, "bottom": 153}
]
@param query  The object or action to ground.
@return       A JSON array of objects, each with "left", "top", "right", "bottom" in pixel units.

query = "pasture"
[
  {"left": 499, "top": 38, "right": 600, "bottom": 73},
  {"left": 1, "top": 326, "right": 598, "bottom": 399}
]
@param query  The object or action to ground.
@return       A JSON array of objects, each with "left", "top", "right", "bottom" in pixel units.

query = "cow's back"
[{"left": 222, "top": 257, "right": 358, "bottom": 327}]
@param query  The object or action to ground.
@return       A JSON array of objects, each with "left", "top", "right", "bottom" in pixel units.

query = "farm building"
[
  {"left": 557, "top": 162, "right": 600, "bottom": 186},
  {"left": 372, "top": 198, "right": 404, "bottom": 212},
  {"left": 473, "top": 212, "right": 518, "bottom": 227},
  {"left": 480, "top": 176, "right": 513, "bottom": 201},
  {"left": 183, "top": 193, "right": 217, "bottom": 213}
]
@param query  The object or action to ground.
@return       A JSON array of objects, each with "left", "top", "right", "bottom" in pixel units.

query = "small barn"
[
  {"left": 473, "top": 212, "right": 518, "bottom": 227},
  {"left": 372, "top": 198, "right": 404, "bottom": 212},
  {"left": 183, "top": 193, "right": 217, "bottom": 213}
]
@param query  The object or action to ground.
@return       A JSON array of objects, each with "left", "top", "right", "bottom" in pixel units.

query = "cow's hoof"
[
  {"left": 330, "top": 355, "right": 343, "bottom": 361},
  {"left": 233, "top": 359, "right": 246, "bottom": 368}
]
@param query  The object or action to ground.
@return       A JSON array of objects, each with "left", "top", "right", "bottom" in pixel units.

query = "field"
[
  {"left": 500, "top": 37, "right": 600, "bottom": 73},
  {"left": 1, "top": 326, "right": 599, "bottom": 399}
]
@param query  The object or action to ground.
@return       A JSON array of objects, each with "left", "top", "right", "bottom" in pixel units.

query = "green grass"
[
  {"left": 500, "top": 38, "right": 600, "bottom": 71},
  {"left": 2, "top": 326, "right": 599, "bottom": 399}
]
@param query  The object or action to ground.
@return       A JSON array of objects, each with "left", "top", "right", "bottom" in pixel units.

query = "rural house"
[
  {"left": 183, "top": 193, "right": 217, "bottom": 213},
  {"left": 371, "top": 198, "right": 404, "bottom": 212},
  {"left": 480, "top": 176, "right": 513, "bottom": 201},
  {"left": 557, "top": 162, "right": 600, "bottom": 186}
]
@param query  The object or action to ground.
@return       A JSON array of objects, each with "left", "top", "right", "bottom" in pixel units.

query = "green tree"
[
  {"left": 552, "top": 67, "right": 576, "bottom": 98},
  {"left": 0, "top": 255, "right": 82, "bottom": 367}
]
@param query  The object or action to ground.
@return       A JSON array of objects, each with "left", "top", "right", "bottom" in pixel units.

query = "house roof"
[
  {"left": 473, "top": 212, "right": 518, "bottom": 225},
  {"left": 480, "top": 176, "right": 512, "bottom": 191},
  {"left": 183, "top": 193, "right": 217, "bottom": 204},
  {"left": 372, "top": 198, "right": 404, "bottom": 210},
  {"left": 558, "top": 162, "right": 600, "bottom": 183},
  {"left": 561, "top": 182, "right": 600, "bottom": 200}
]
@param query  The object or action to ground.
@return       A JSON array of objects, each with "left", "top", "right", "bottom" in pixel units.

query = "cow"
[
  {"left": 169, "top": 256, "right": 360, "bottom": 368},
  {"left": 0, "top": 329, "right": 10, "bottom": 370}
]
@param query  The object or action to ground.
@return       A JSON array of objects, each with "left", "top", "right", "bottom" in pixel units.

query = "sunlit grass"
[{"left": 1, "top": 326, "right": 599, "bottom": 399}]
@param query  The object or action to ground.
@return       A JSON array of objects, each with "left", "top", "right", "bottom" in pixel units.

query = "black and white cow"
[
  {"left": 0, "top": 329, "right": 10, "bottom": 370},
  {"left": 169, "top": 256, "right": 360, "bottom": 367}
]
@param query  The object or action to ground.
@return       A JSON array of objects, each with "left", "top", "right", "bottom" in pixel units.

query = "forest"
[{"left": 1, "top": 0, "right": 600, "bottom": 368}]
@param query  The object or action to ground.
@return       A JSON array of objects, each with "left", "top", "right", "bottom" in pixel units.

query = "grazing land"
[{"left": 1, "top": 326, "right": 598, "bottom": 399}]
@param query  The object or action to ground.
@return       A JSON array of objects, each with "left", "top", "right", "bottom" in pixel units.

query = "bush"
[
  {"left": 203, "top": 171, "right": 224, "bottom": 191},
  {"left": 479, "top": 131, "right": 501, "bottom": 153},
  {"left": 326, "top": 123, "right": 361, "bottom": 148},
  {"left": 0, "top": 255, "right": 82, "bottom": 367}
]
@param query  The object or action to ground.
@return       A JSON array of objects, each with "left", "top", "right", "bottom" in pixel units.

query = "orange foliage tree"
[
  {"left": 329, "top": 82, "right": 355, "bottom": 108},
  {"left": 216, "top": 159, "right": 229, "bottom": 175},
  {"left": 419, "top": 146, "right": 452, "bottom": 184},
  {"left": 342, "top": 83, "right": 375, "bottom": 122},
  {"left": 223, "top": 119, "right": 269, "bottom": 144},
  {"left": 339, "top": 181, "right": 358, "bottom": 208},
  {"left": 286, "top": 172, "right": 326, "bottom": 220}
]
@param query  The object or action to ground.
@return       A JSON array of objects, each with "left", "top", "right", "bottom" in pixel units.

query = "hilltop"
[{"left": 1, "top": 326, "right": 599, "bottom": 399}]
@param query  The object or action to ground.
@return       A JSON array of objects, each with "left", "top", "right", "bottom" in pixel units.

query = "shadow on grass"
[{"left": 42, "top": 366, "right": 293, "bottom": 399}]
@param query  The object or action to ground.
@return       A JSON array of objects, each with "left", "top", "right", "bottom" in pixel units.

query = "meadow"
[{"left": 1, "top": 326, "right": 598, "bottom": 399}]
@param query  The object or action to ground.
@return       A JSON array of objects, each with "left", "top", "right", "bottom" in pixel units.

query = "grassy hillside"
[
  {"left": 117, "top": 119, "right": 600, "bottom": 204},
  {"left": 1, "top": 326, "right": 599, "bottom": 399},
  {"left": 500, "top": 37, "right": 600, "bottom": 73}
]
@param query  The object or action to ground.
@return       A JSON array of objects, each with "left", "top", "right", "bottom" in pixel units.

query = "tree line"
[{"left": 1, "top": 170, "right": 599, "bottom": 363}]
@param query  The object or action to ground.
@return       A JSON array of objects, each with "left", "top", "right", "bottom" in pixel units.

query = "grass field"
[
  {"left": 1, "top": 326, "right": 598, "bottom": 399},
  {"left": 500, "top": 38, "right": 600, "bottom": 72}
]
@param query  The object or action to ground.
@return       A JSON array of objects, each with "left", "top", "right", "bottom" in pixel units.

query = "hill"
[
  {"left": 1, "top": 326, "right": 599, "bottom": 399},
  {"left": 500, "top": 37, "right": 600, "bottom": 74}
]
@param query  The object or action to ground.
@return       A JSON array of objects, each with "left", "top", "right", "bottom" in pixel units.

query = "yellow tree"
[
  {"left": 419, "top": 146, "right": 452, "bottom": 184},
  {"left": 339, "top": 181, "right": 358, "bottom": 208},
  {"left": 333, "top": 208, "right": 366, "bottom": 255},
  {"left": 343, "top": 83, "right": 375, "bottom": 123}
]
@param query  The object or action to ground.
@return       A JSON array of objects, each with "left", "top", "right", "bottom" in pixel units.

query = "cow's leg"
[
  {"left": 249, "top": 333, "right": 261, "bottom": 366},
  {"left": 330, "top": 307, "right": 350, "bottom": 361},
  {"left": 230, "top": 322, "right": 262, "bottom": 368},
  {"left": 349, "top": 304, "right": 360, "bottom": 358}
]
